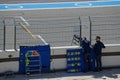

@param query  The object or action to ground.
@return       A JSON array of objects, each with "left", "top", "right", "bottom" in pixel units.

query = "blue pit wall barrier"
[
  {"left": 66, "top": 48, "right": 85, "bottom": 72},
  {"left": 66, "top": 48, "right": 96, "bottom": 73},
  {"left": 19, "top": 44, "right": 95, "bottom": 74},
  {"left": 19, "top": 45, "right": 50, "bottom": 74}
]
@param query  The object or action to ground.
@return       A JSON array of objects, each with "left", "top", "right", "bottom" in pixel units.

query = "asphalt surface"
[
  {"left": 0, "top": 2, "right": 120, "bottom": 50},
  {"left": 0, "top": 68, "right": 120, "bottom": 80}
]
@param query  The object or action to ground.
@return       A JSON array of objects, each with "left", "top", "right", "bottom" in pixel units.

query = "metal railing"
[
  {"left": 15, "top": 17, "right": 81, "bottom": 50},
  {"left": 0, "top": 15, "right": 120, "bottom": 51},
  {"left": 0, "top": 19, "right": 5, "bottom": 51},
  {"left": 89, "top": 15, "right": 120, "bottom": 44}
]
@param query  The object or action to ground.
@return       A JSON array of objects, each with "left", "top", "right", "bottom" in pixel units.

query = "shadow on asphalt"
[{"left": 0, "top": 69, "right": 119, "bottom": 80}]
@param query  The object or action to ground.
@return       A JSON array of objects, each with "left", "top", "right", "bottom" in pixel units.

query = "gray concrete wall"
[{"left": 0, "top": 45, "right": 120, "bottom": 73}]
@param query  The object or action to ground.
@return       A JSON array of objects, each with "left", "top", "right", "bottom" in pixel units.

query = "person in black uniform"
[
  {"left": 81, "top": 37, "right": 91, "bottom": 72},
  {"left": 93, "top": 36, "right": 105, "bottom": 72}
]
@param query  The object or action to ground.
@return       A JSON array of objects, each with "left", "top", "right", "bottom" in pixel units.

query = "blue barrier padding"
[
  {"left": 19, "top": 45, "right": 50, "bottom": 74},
  {"left": 19, "top": 46, "right": 36, "bottom": 73},
  {"left": 36, "top": 45, "right": 50, "bottom": 72},
  {"left": 90, "top": 48, "right": 96, "bottom": 71},
  {"left": 66, "top": 48, "right": 85, "bottom": 72},
  {"left": 66, "top": 48, "right": 96, "bottom": 73}
]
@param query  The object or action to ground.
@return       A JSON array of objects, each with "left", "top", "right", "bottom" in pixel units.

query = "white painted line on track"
[{"left": 36, "top": 35, "right": 48, "bottom": 45}]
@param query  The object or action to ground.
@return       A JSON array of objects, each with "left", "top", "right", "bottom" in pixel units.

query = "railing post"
[
  {"left": 89, "top": 16, "right": 92, "bottom": 44},
  {"left": 79, "top": 17, "right": 82, "bottom": 46},
  {"left": 3, "top": 20, "right": 6, "bottom": 51},
  {"left": 14, "top": 18, "right": 17, "bottom": 51}
]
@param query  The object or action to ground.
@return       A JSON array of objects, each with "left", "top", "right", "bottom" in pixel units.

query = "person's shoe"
[
  {"left": 94, "top": 69, "right": 100, "bottom": 72},
  {"left": 100, "top": 69, "right": 102, "bottom": 71}
]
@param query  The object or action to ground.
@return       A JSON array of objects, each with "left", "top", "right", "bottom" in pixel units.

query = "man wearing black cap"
[{"left": 93, "top": 36, "right": 105, "bottom": 72}]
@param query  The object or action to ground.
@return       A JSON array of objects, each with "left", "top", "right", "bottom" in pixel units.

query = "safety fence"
[
  {"left": 15, "top": 17, "right": 81, "bottom": 50},
  {"left": 0, "top": 15, "right": 120, "bottom": 51},
  {"left": 15, "top": 17, "right": 47, "bottom": 50},
  {"left": 0, "top": 19, "right": 4, "bottom": 50},
  {"left": 89, "top": 15, "right": 120, "bottom": 44}
]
